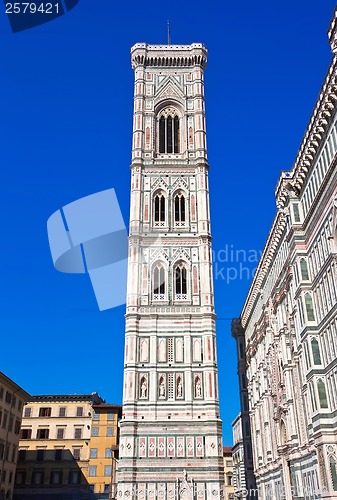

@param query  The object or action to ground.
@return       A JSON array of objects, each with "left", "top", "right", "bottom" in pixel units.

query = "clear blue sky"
[{"left": 0, "top": 1, "right": 335, "bottom": 445}]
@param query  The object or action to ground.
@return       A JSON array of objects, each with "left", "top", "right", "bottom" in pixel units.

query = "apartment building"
[{"left": 14, "top": 394, "right": 121, "bottom": 500}]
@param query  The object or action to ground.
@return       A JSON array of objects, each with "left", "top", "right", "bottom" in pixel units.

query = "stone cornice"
[
  {"left": 131, "top": 43, "right": 207, "bottom": 70},
  {"left": 241, "top": 211, "right": 288, "bottom": 328},
  {"left": 276, "top": 56, "right": 337, "bottom": 209}
]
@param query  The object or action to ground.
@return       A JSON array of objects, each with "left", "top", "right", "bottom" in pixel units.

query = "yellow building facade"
[
  {"left": 14, "top": 394, "right": 121, "bottom": 500},
  {"left": 223, "top": 446, "right": 234, "bottom": 500},
  {"left": 89, "top": 404, "right": 121, "bottom": 498}
]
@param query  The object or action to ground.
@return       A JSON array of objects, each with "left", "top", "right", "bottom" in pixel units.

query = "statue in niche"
[
  {"left": 195, "top": 377, "right": 202, "bottom": 398},
  {"left": 177, "top": 377, "right": 183, "bottom": 398},
  {"left": 140, "top": 377, "right": 147, "bottom": 399},
  {"left": 159, "top": 377, "right": 166, "bottom": 398}
]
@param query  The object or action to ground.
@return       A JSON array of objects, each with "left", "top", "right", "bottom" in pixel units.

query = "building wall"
[
  {"left": 223, "top": 447, "right": 234, "bottom": 500},
  {"left": 0, "top": 372, "right": 30, "bottom": 500},
  {"left": 14, "top": 395, "right": 121, "bottom": 500},
  {"left": 238, "top": 8, "right": 337, "bottom": 500}
]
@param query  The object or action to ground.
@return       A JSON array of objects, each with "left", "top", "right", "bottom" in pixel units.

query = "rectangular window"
[
  {"left": 90, "top": 448, "right": 98, "bottom": 459},
  {"left": 76, "top": 407, "right": 83, "bottom": 417},
  {"left": 18, "top": 449, "right": 26, "bottom": 462},
  {"left": 93, "top": 411, "right": 99, "bottom": 421},
  {"left": 20, "top": 429, "right": 32, "bottom": 440},
  {"left": 2, "top": 413, "right": 8, "bottom": 429},
  {"left": 0, "top": 386, "right": 3, "bottom": 399},
  {"left": 108, "top": 412, "right": 114, "bottom": 421},
  {"left": 50, "top": 471, "right": 62, "bottom": 484},
  {"left": 104, "top": 484, "right": 111, "bottom": 493},
  {"left": 89, "top": 465, "right": 97, "bottom": 477},
  {"left": 5, "top": 391, "right": 12, "bottom": 404},
  {"left": 15, "top": 471, "right": 26, "bottom": 485},
  {"left": 107, "top": 427, "right": 114, "bottom": 437},
  {"left": 14, "top": 419, "right": 21, "bottom": 435},
  {"left": 57, "top": 428, "right": 65, "bottom": 439},
  {"left": 36, "top": 428, "right": 49, "bottom": 440},
  {"left": 36, "top": 449, "right": 44, "bottom": 461},
  {"left": 59, "top": 407, "right": 66, "bottom": 417},
  {"left": 23, "top": 407, "right": 31, "bottom": 418},
  {"left": 55, "top": 449, "right": 62, "bottom": 461},
  {"left": 73, "top": 448, "right": 81, "bottom": 460},
  {"left": 39, "top": 407, "right": 51, "bottom": 417},
  {"left": 104, "top": 465, "right": 112, "bottom": 477},
  {"left": 92, "top": 427, "right": 99, "bottom": 437},
  {"left": 74, "top": 428, "right": 82, "bottom": 439},
  {"left": 106, "top": 448, "right": 112, "bottom": 458},
  {"left": 68, "top": 470, "right": 80, "bottom": 484},
  {"left": 33, "top": 471, "right": 44, "bottom": 485}
]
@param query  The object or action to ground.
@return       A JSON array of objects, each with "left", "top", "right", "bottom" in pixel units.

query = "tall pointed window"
[
  {"left": 154, "top": 192, "right": 166, "bottom": 227},
  {"left": 305, "top": 293, "right": 315, "bottom": 321},
  {"left": 300, "top": 258, "right": 309, "bottom": 281},
  {"left": 317, "top": 379, "right": 328, "bottom": 409},
  {"left": 175, "top": 263, "right": 187, "bottom": 300},
  {"left": 174, "top": 192, "right": 186, "bottom": 226},
  {"left": 311, "top": 338, "right": 322, "bottom": 365},
  {"left": 159, "top": 109, "right": 180, "bottom": 154},
  {"left": 153, "top": 263, "right": 166, "bottom": 301}
]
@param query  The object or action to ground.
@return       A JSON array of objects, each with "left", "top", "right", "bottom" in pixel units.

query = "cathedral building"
[
  {"left": 116, "top": 43, "right": 224, "bottom": 499},
  {"left": 235, "top": 8, "right": 337, "bottom": 500}
]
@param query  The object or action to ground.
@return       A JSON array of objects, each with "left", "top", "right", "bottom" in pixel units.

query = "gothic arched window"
[
  {"left": 174, "top": 263, "right": 187, "bottom": 300},
  {"left": 305, "top": 293, "right": 315, "bottom": 321},
  {"left": 311, "top": 338, "right": 322, "bottom": 365},
  {"left": 154, "top": 192, "right": 166, "bottom": 226},
  {"left": 174, "top": 192, "right": 186, "bottom": 224},
  {"left": 159, "top": 110, "right": 180, "bottom": 153},
  {"left": 300, "top": 258, "right": 309, "bottom": 281},
  {"left": 317, "top": 379, "right": 328, "bottom": 409},
  {"left": 153, "top": 263, "right": 166, "bottom": 300}
]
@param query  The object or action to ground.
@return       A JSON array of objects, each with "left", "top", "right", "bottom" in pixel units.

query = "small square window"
[
  {"left": 74, "top": 428, "right": 82, "bottom": 439},
  {"left": 39, "top": 407, "right": 51, "bottom": 418},
  {"left": 57, "top": 428, "right": 65, "bottom": 439},
  {"left": 36, "top": 428, "right": 49, "bottom": 440},
  {"left": 59, "top": 407, "right": 66, "bottom": 417},
  {"left": 104, "top": 465, "right": 112, "bottom": 477},
  {"left": 89, "top": 466, "right": 97, "bottom": 477},
  {"left": 68, "top": 470, "right": 80, "bottom": 484},
  {"left": 24, "top": 407, "right": 31, "bottom": 418},
  {"left": 20, "top": 429, "right": 32, "bottom": 440}
]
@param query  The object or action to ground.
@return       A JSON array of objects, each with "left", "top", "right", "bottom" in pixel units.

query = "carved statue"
[
  {"left": 140, "top": 378, "right": 147, "bottom": 399},
  {"left": 177, "top": 378, "right": 183, "bottom": 398},
  {"left": 195, "top": 378, "right": 202, "bottom": 398},
  {"left": 159, "top": 378, "right": 166, "bottom": 397}
]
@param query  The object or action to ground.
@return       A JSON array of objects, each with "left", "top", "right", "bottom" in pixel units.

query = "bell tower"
[{"left": 117, "top": 43, "right": 224, "bottom": 500}]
